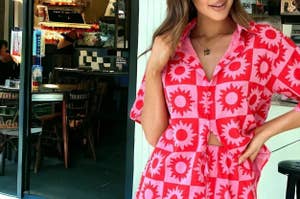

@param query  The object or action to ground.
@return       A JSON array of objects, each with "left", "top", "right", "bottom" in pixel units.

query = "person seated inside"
[
  {"left": 45, "top": 30, "right": 80, "bottom": 69},
  {"left": 57, "top": 30, "right": 79, "bottom": 52},
  {"left": 0, "top": 40, "right": 19, "bottom": 85}
]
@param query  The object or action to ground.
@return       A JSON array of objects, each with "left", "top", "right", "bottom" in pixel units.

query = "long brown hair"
[{"left": 139, "top": 0, "right": 252, "bottom": 57}]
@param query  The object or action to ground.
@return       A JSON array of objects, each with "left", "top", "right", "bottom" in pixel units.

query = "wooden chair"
[
  {"left": 89, "top": 82, "right": 108, "bottom": 145},
  {"left": 0, "top": 89, "right": 19, "bottom": 176},
  {"left": 32, "top": 102, "right": 62, "bottom": 173},
  {"left": 66, "top": 90, "right": 96, "bottom": 161},
  {"left": 0, "top": 89, "right": 60, "bottom": 174}
]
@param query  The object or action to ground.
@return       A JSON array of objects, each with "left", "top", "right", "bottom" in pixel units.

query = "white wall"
[
  {"left": 13, "top": 1, "right": 23, "bottom": 28},
  {"left": 132, "top": 0, "right": 167, "bottom": 197},
  {"left": 258, "top": 105, "right": 300, "bottom": 199},
  {"left": 3, "top": 0, "right": 10, "bottom": 40}
]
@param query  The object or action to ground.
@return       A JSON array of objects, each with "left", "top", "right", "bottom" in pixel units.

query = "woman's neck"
[{"left": 191, "top": 15, "right": 236, "bottom": 39}]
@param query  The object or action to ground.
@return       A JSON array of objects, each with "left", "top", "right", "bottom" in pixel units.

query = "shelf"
[
  {"left": 43, "top": 3, "right": 79, "bottom": 7},
  {"left": 251, "top": 14, "right": 280, "bottom": 18},
  {"left": 99, "top": 16, "right": 126, "bottom": 24},
  {"left": 39, "top": 22, "right": 97, "bottom": 29},
  {"left": 74, "top": 46, "right": 129, "bottom": 51},
  {"left": 291, "top": 35, "right": 300, "bottom": 44},
  {"left": 281, "top": 14, "right": 300, "bottom": 24},
  {"left": 280, "top": 12, "right": 300, "bottom": 16},
  {"left": 41, "top": 0, "right": 88, "bottom": 7},
  {"left": 54, "top": 67, "right": 128, "bottom": 77}
]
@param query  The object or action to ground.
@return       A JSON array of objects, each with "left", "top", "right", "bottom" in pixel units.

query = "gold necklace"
[
  {"left": 192, "top": 38, "right": 213, "bottom": 57},
  {"left": 203, "top": 48, "right": 211, "bottom": 56},
  {"left": 192, "top": 32, "right": 231, "bottom": 56}
]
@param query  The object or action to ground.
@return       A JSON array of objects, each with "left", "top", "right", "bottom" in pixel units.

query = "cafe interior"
[{"left": 0, "top": 0, "right": 131, "bottom": 198}]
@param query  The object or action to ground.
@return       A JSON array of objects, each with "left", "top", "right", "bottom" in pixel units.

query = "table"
[
  {"left": 0, "top": 128, "right": 42, "bottom": 136},
  {"left": 0, "top": 88, "right": 69, "bottom": 169}
]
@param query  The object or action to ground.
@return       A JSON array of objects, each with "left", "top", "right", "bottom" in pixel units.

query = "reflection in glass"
[
  {"left": 0, "top": 0, "right": 23, "bottom": 196},
  {"left": 0, "top": 88, "right": 19, "bottom": 196}
]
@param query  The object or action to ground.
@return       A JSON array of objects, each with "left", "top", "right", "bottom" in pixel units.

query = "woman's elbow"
[
  {"left": 145, "top": 135, "right": 159, "bottom": 147},
  {"left": 141, "top": 119, "right": 164, "bottom": 147},
  {"left": 141, "top": 124, "right": 158, "bottom": 147}
]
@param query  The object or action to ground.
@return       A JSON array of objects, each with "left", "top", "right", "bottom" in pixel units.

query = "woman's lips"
[{"left": 209, "top": 2, "right": 226, "bottom": 10}]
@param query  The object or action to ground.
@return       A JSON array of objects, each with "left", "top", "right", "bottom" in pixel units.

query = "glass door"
[
  {"left": 0, "top": 0, "right": 22, "bottom": 197},
  {"left": 0, "top": 0, "right": 34, "bottom": 198}
]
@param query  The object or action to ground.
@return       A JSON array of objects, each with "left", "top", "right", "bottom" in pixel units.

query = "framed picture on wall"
[{"left": 280, "top": 0, "right": 300, "bottom": 14}]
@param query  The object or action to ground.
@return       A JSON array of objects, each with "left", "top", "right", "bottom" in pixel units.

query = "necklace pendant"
[{"left": 204, "top": 48, "right": 210, "bottom": 56}]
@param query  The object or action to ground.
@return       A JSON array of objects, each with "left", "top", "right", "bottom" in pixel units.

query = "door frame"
[
  {"left": 125, "top": 0, "right": 139, "bottom": 198},
  {"left": 0, "top": 0, "right": 33, "bottom": 198},
  {"left": 17, "top": 0, "right": 34, "bottom": 197}
]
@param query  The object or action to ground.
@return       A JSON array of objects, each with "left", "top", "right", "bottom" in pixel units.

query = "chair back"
[
  {"left": 66, "top": 90, "right": 90, "bottom": 121},
  {"left": 0, "top": 90, "right": 19, "bottom": 129},
  {"left": 89, "top": 82, "right": 107, "bottom": 117}
]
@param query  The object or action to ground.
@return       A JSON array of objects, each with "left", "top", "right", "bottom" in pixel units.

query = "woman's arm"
[
  {"left": 140, "top": 36, "right": 173, "bottom": 147},
  {"left": 239, "top": 29, "right": 300, "bottom": 164},
  {"left": 141, "top": 66, "right": 169, "bottom": 147},
  {"left": 239, "top": 109, "right": 300, "bottom": 164},
  {"left": 260, "top": 109, "right": 300, "bottom": 137}
]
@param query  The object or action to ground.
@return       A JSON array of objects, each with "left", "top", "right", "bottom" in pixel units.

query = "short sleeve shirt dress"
[{"left": 130, "top": 18, "right": 300, "bottom": 199}]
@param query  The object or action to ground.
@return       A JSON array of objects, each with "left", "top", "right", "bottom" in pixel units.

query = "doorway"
[{"left": 0, "top": 0, "right": 139, "bottom": 198}]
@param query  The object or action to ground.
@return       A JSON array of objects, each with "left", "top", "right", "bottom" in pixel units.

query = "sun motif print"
[{"left": 130, "top": 18, "right": 300, "bottom": 199}]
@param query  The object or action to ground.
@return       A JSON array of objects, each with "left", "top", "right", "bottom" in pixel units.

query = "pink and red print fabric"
[{"left": 130, "top": 18, "right": 300, "bottom": 199}]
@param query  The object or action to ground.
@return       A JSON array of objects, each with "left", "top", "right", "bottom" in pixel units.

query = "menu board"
[{"left": 48, "top": 9, "right": 84, "bottom": 23}]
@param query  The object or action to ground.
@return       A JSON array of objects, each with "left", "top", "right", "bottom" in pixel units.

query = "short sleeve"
[
  {"left": 129, "top": 75, "right": 146, "bottom": 124},
  {"left": 271, "top": 32, "right": 300, "bottom": 111}
]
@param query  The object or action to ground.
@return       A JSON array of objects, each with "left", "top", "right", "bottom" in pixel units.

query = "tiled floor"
[
  {"left": 1, "top": 84, "right": 129, "bottom": 199},
  {"left": 0, "top": 120, "right": 126, "bottom": 199}
]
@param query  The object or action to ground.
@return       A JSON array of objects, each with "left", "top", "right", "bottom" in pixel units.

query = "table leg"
[
  {"left": 0, "top": 141, "right": 6, "bottom": 176},
  {"left": 62, "top": 100, "right": 69, "bottom": 168}
]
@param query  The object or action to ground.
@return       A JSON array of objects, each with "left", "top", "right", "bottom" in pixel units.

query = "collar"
[
  {"left": 237, "top": 20, "right": 257, "bottom": 35},
  {"left": 180, "top": 18, "right": 256, "bottom": 42},
  {"left": 180, "top": 18, "right": 197, "bottom": 42}
]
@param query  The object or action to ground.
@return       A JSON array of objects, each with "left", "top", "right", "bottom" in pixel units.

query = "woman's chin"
[{"left": 205, "top": 13, "right": 231, "bottom": 22}]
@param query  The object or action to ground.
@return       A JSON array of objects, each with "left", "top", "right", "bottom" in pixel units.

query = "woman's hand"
[
  {"left": 147, "top": 35, "right": 174, "bottom": 73},
  {"left": 238, "top": 129, "right": 270, "bottom": 164},
  {"left": 239, "top": 109, "right": 300, "bottom": 164},
  {"left": 0, "top": 53, "right": 13, "bottom": 63}
]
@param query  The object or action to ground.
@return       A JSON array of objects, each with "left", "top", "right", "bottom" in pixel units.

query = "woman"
[{"left": 130, "top": 0, "right": 300, "bottom": 198}]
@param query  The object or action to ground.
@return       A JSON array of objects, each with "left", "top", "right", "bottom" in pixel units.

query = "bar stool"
[{"left": 278, "top": 160, "right": 300, "bottom": 199}]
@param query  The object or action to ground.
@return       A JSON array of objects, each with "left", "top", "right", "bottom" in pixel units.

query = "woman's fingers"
[
  {"left": 238, "top": 131, "right": 268, "bottom": 164},
  {"left": 238, "top": 142, "right": 260, "bottom": 164},
  {"left": 250, "top": 150, "right": 259, "bottom": 162},
  {"left": 238, "top": 146, "right": 254, "bottom": 164},
  {"left": 148, "top": 36, "right": 173, "bottom": 72}
]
